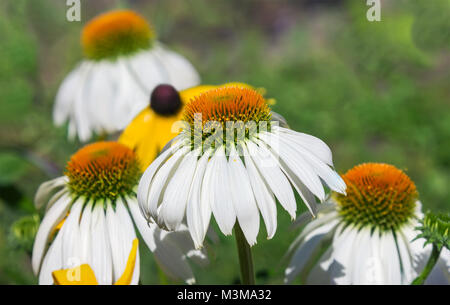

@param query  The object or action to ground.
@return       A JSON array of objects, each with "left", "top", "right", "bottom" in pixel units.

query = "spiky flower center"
[
  {"left": 82, "top": 10, "right": 153, "bottom": 61},
  {"left": 333, "top": 163, "right": 418, "bottom": 231},
  {"left": 65, "top": 142, "right": 141, "bottom": 201},
  {"left": 182, "top": 87, "right": 272, "bottom": 147}
]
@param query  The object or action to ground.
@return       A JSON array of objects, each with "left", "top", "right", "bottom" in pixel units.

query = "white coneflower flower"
[
  {"left": 54, "top": 10, "right": 200, "bottom": 142},
  {"left": 284, "top": 163, "right": 450, "bottom": 285},
  {"left": 138, "top": 86, "right": 346, "bottom": 249},
  {"left": 32, "top": 142, "right": 207, "bottom": 285}
]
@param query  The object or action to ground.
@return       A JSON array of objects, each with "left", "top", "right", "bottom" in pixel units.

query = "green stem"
[
  {"left": 411, "top": 244, "right": 442, "bottom": 285},
  {"left": 234, "top": 224, "right": 255, "bottom": 285}
]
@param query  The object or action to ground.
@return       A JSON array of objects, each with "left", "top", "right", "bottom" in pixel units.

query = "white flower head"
[
  {"left": 32, "top": 142, "right": 207, "bottom": 285},
  {"left": 138, "top": 86, "right": 346, "bottom": 249},
  {"left": 53, "top": 10, "right": 200, "bottom": 142},
  {"left": 285, "top": 163, "right": 450, "bottom": 285}
]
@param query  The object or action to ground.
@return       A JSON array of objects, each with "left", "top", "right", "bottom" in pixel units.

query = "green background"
[{"left": 0, "top": 0, "right": 449, "bottom": 284}]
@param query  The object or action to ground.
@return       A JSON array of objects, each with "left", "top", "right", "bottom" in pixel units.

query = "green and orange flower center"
[
  {"left": 82, "top": 10, "right": 154, "bottom": 61},
  {"left": 182, "top": 87, "right": 272, "bottom": 146},
  {"left": 333, "top": 163, "right": 418, "bottom": 231},
  {"left": 65, "top": 142, "right": 141, "bottom": 200}
]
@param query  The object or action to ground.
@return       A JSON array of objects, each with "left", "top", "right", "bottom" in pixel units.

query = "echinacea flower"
[
  {"left": 284, "top": 163, "right": 450, "bottom": 285},
  {"left": 54, "top": 10, "right": 200, "bottom": 142},
  {"left": 138, "top": 86, "right": 346, "bottom": 250},
  {"left": 32, "top": 142, "right": 207, "bottom": 285},
  {"left": 119, "top": 82, "right": 260, "bottom": 170}
]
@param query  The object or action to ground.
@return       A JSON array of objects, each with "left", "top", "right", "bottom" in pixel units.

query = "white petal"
[
  {"left": 145, "top": 146, "right": 189, "bottom": 224},
  {"left": 186, "top": 151, "right": 212, "bottom": 248},
  {"left": 32, "top": 193, "right": 72, "bottom": 274},
  {"left": 53, "top": 62, "right": 87, "bottom": 126},
  {"left": 89, "top": 202, "right": 112, "bottom": 284},
  {"left": 137, "top": 137, "right": 183, "bottom": 218},
  {"left": 286, "top": 210, "right": 340, "bottom": 259},
  {"left": 285, "top": 219, "right": 338, "bottom": 283},
  {"left": 78, "top": 200, "right": 93, "bottom": 264},
  {"left": 162, "top": 223, "right": 209, "bottom": 268},
  {"left": 128, "top": 198, "right": 157, "bottom": 251},
  {"left": 61, "top": 199, "right": 83, "bottom": 269},
  {"left": 378, "top": 231, "right": 401, "bottom": 284},
  {"left": 242, "top": 145, "right": 277, "bottom": 239},
  {"left": 246, "top": 141, "right": 297, "bottom": 219},
  {"left": 228, "top": 145, "right": 259, "bottom": 246},
  {"left": 329, "top": 224, "right": 358, "bottom": 284},
  {"left": 273, "top": 133, "right": 346, "bottom": 194},
  {"left": 160, "top": 150, "right": 199, "bottom": 231},
  {"left": 258, "top": 134, "right": 325, "bottom": 201},
  {"left": 210, "top": 147, "right": 236, "bottom": 235},
  {"left": 152, "top": 226, "right": 196, "bottom": 284},
  {"left": 106, "top": 199, "right": 138, "bottom": 283},
  {"left": 152, "top": 44, "right": 200, "bottom": 90},
  {"left": 34, "top": 176, "right": 68, "bottom": 209},
  {"left": 38, "top": 228, "right": 64, "bottom": 285},
  {"left": 273, "top": 126, "right": 334, "bottom": 166}
]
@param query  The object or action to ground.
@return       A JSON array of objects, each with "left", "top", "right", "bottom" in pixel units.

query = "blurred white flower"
[
  {"left": 285, "top": 163, "right": 450, "bottom": 285},
  {"left": 54, "top": 10, "right": 200, "bottom": 142}
]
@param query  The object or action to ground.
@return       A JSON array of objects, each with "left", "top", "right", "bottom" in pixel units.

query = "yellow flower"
[{"left": 119, "top": 82, "right": 265, "bottom": 170}]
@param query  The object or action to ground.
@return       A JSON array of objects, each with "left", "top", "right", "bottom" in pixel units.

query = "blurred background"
[{"left": 0, "top": 0, "right": 449, "bottom": 284}]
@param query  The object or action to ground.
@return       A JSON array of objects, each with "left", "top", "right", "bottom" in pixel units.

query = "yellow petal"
[
  {"left": 114, "top": 238, "right": 139, "bottom": 285},
  {"left": 52, "top": 264, "right": 99, "bottom": 285}
]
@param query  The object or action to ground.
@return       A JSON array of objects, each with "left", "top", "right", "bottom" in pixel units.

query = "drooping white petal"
[
  {"left": 286, "top": 210, "right": 340, "bottom": 259},
  {"left": 72, "top": 63, "right": 95, "bottom": 142},
  {"left": 210, "top": 147, "right": 236, "bottom": 235},
  {"left": 126, "top": 49, "right": 171, "bottom": 93},
  {"left": 128, "top": 198, "right": 156, "bottom": 251},
  {"left": 186, "top": 150, "right": 212, "bottom": 249},
  {"left": 285, "top": 219, "right": 338, "bottom": 283},
  {"left": 152, "top": 44, "right": 201, "bottom": 90},
  {"left": 78, "top": 200, "right": 93, "bottom": 265},
  {"left": 395, "top": 229, "right": 415, "bottom": 284},
  {"left": 137, "top": 137, "right": 183, "bottom": 218},
  {"left": 246, "top": 141, "right": 297, "bottom": 219},
  {"left": 161, "top": 223, "right": 209, "bottom": 268},
  {"left": 107, "top": 199, "right": 138, "bottom": 284},
  {"left": 53, "top": 62, "right": 88, "bottom": 126},
  {"left": 328, "top": 224, "right": 358, "bottom": 284},
  {"left": 378, "top": 231, "right": 401, "bottom": 284},
  {"left": 34, "top": 176, "right": 68, "bottom": 209},
  {"left": 271, "top": 133, "right": 346, "bottom": 194},
  {"left": 89, "top": 202, "right": 112, "bottom": 284},
  {"left": 116, "top": 198, "right": 140, "bottom": 285},
  {"left": 228, "top": 145, "right": 259, "bottom": 246},
  {"left": 32, "top": 193, "right": 72, "bottom": 275},
  {"left": 38, "top": 228, "right": 64, "bottom": 285},
  {"left": 152, "top": 227, "right": 197, "bottom": 284},
  {"left": 257, "top": 135, "right": 325, "bottom": 201},
  {"left": 272, "top": 126, "right": 334, "bottom": 166},
  {"left": 160, "top": 150, "right": 199, "bottom": 231},
  {"left": 83, "top": 61, "right": 117, "bottom": 134},
  {"left": 145, "top": 146, "right": 189, "bottom": 223},
  {"left": 242, "top": 145, "right": 277, "bottom": 239},
  {"left": 61, "top": 198, "right": 83, "bottom": 270}
]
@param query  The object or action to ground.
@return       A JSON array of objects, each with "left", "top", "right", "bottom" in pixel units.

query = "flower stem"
[
  {"left": 234, "top": 224, "right": 255, "bottom": 285},
  {"left": 411, "top": 244, "right": 442, "bottom": 285}
]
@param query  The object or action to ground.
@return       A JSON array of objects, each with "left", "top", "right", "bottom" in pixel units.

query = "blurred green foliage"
[{"left": 0, "top": 0, "right": 448, "bottom": 284}]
